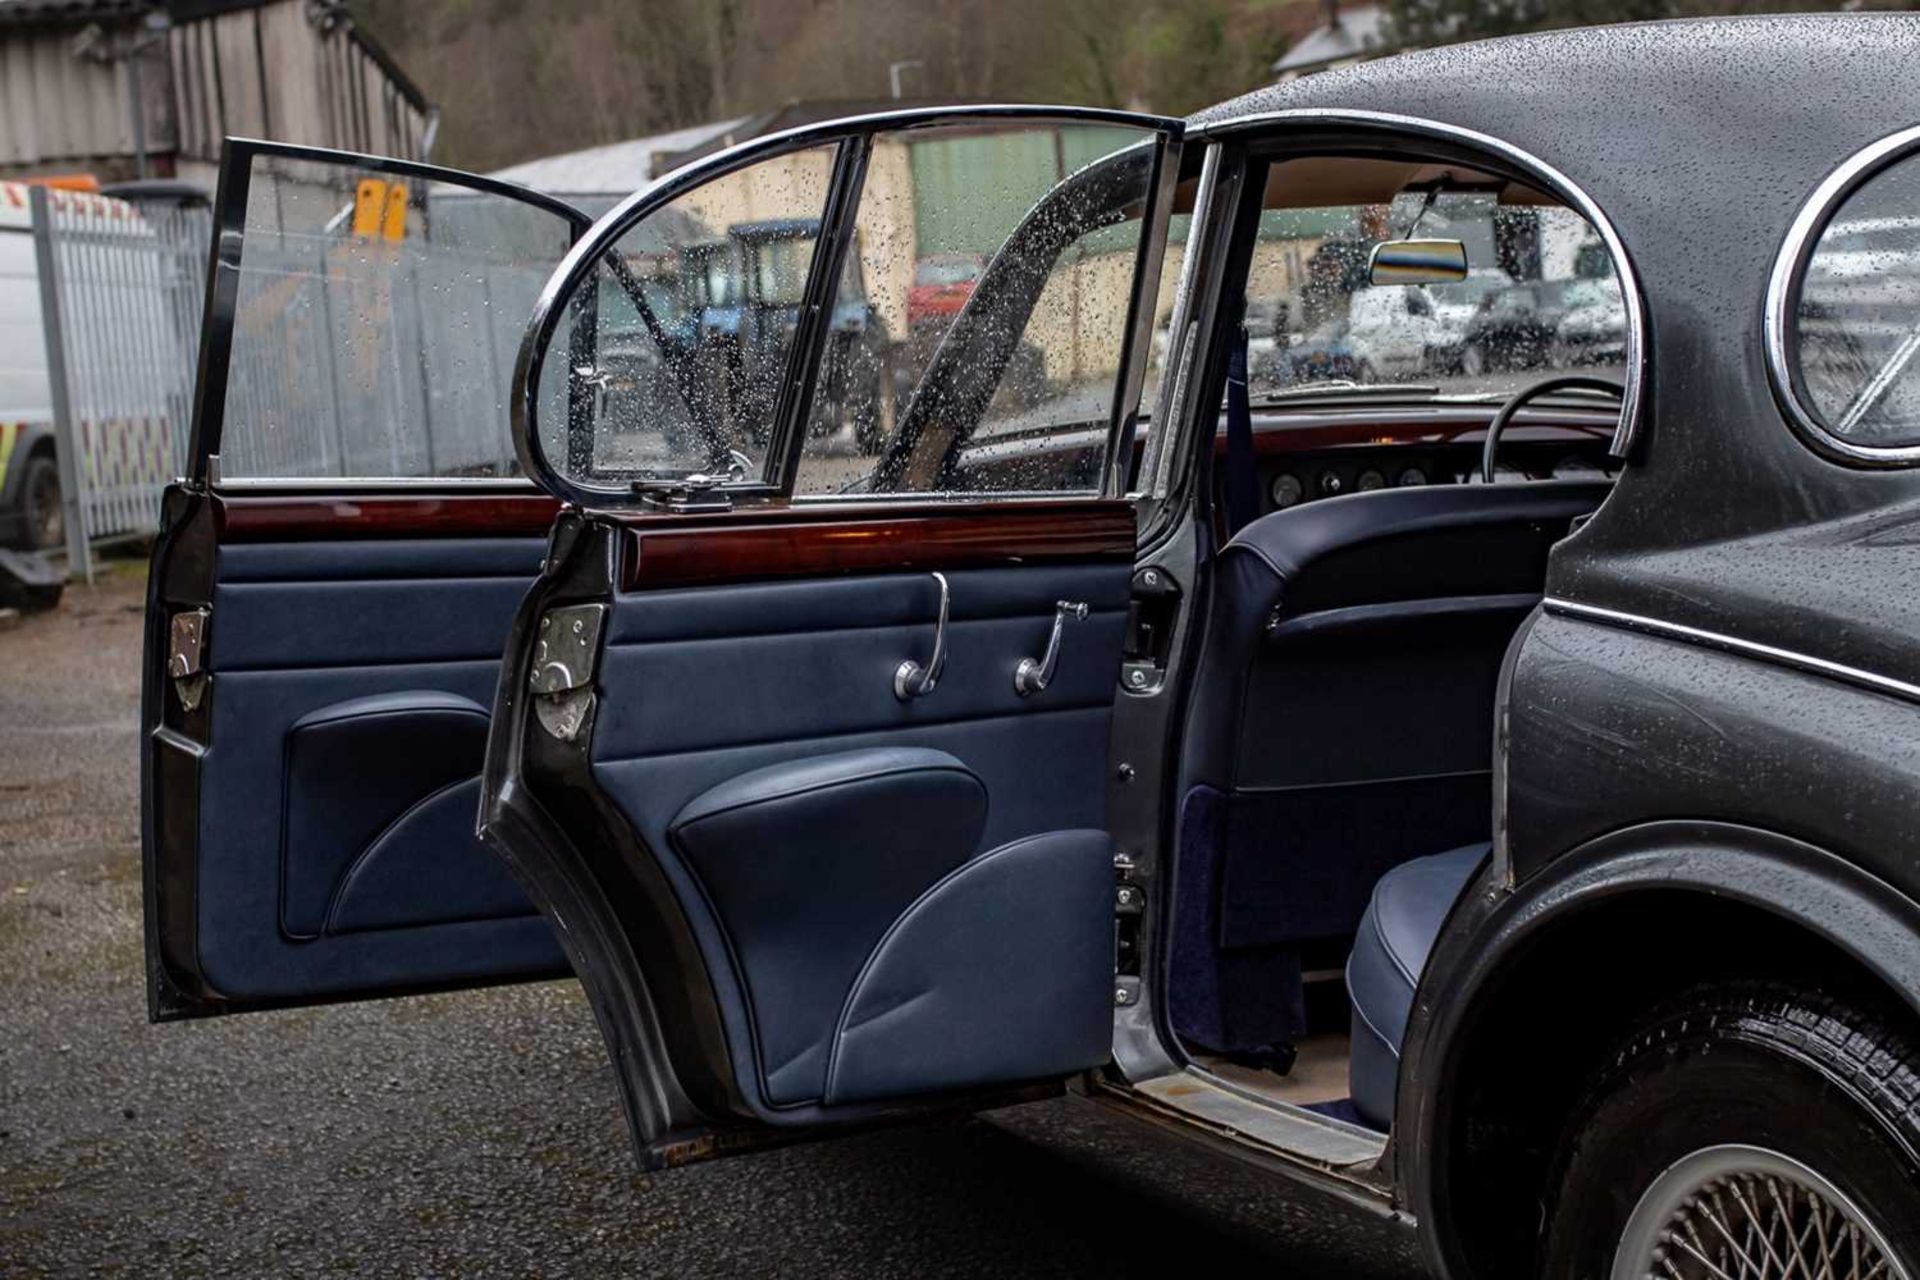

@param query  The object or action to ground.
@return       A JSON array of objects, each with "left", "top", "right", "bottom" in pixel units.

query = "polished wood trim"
[
  {"left": 619, "top": 499, "right": 1138, "bottom": 590},
  {"left": 216, "top": 492, "right": 562, "bottom": 541}
]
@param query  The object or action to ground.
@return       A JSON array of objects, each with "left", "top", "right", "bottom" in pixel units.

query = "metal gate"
[{"left": 29, "top": 185, "right": 209, "bottom": 580}]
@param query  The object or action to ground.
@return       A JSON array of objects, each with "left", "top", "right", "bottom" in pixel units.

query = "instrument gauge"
[
  {"left": 1397, "top": 466, "right": 1428, "bottom": 487},
  {"left": 1356, "top": 469, "right": 1386, "bottom": 492},
  {"left": 1270, "top": 473, "right": 1305, "bottom": 509}
]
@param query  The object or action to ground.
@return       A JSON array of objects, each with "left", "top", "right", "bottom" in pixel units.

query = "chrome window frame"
[
  {"left": 1187, "top": 107, "right": 1649, "bottom": 462},
  {"left": 510, "top": 104, "right": 1185, "bottom": 511},
  {"left": 1765, "top": 121, "right": 1920, "bottom": 467}
]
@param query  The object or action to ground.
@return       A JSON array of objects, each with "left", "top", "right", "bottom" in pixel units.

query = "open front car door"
[
  {"left": 144, "top": 142, "right": 590, "bottom": 1018},
  {"left": 481, "top": 108, "right": 1184, "bottom": 1167}
]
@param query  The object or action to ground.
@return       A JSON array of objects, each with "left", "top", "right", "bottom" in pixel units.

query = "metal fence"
[
  {"left": 27, "top": 172, "right": 571, "bottom": 583},
  {"left": 30, "top": 185, "right": 210, "bottom": 580},
  {"left": 212, "top": 184, "right": 558, "bottom": 483}
]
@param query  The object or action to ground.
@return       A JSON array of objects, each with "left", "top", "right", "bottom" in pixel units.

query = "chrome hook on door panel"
[
  {"left": 1015, "top": 600, "right": 1089, "bottom": 697},
  {"left": 894, "top": 571, "right": 950, "bottom": 700}
]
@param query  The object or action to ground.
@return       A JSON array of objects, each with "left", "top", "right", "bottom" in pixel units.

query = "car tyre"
[
  {"left": 1541, "top": 983, "right": 1920, "bottom": 1280},
  {"left": 20, "top": 452, "right": 63, "bottom": 551}
]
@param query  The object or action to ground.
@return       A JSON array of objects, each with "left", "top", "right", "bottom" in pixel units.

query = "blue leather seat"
[
  {"left": 1346, "top": 843, "right": 1487, "bottom": 1130},
  {"left": 1170, "top": 484, "right": 1606, "bottom": 1058}
]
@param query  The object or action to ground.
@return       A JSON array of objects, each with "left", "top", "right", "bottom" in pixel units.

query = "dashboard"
[{"left": 1222, "top": 405, "right": 1620, "bottom": 519}]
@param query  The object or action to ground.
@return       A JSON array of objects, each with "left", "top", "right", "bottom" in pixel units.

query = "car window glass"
[
  {"left": 1133, "top": 210, "right": 1192, "bottom": 478},
  {"left": 531, "top": 146, "right": 835, "bottom": 487},
  {"left": 1245, "top": 187, "right": 1625, "bottom": 401},
  {"left": 1791, "top": 154, "right": 1920, "bottom": 447},
  {"left": 217, "top": 154, "right": 575, "bottom": 481},
  {"left": 792, "top": 120, "right": 1162, "bottom": 497}
]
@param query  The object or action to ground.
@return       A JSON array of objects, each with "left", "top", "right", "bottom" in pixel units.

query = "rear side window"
[{"left": 1777, "top": 133, "right": 1920, "bottom": 458}]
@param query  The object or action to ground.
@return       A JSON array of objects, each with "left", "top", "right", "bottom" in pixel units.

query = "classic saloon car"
[{"left": 142, "top": 17, "right": 1920, "bottom": 1278}]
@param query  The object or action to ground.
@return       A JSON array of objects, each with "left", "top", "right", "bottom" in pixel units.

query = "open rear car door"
[
  {"left": 480, "top": 109, "right": 1185, "bottom": 1166},
  {"left": 143, "top": 142, "right": 588, "bottom": 1016}
]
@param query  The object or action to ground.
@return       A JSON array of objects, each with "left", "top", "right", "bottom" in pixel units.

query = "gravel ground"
[{"left": 0, "top": 563, "right": 1427, "bottom": 1279}]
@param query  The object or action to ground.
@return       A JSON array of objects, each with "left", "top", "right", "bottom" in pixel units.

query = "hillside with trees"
[{"left": 353, "top": 0, "right": 1908, "bottom": 173}]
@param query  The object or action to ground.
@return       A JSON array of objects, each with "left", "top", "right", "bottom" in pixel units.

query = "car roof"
[{"left": 1191, "top": 15, "right": 1920, "bottom": 543}]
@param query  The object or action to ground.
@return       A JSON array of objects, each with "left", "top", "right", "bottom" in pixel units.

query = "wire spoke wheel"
[{"left": 1613, "top": 1144, "right": 1911, "bottom": 1280}]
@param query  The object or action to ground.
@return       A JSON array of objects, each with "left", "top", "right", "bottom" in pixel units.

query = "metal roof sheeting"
[{"left": 484, "top": 118, "right": 746, "bottom": 196}]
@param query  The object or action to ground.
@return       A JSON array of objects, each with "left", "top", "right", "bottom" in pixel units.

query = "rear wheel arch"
[{"left": 1395, "top": 820, "right": 1920, "bottom": 1279}]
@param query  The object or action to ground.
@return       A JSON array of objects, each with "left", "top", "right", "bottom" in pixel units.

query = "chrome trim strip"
[
  {"left": 1764, "top": 121, "right": 1920, "bottom": 467},
  {"left": 1141, "top": 143, "right": 1222, "bottom": 500},
  {"left": 1543, "top": 596, "right": 1920, "bottom": 706},
  {"left": 1105, "top": 131, "right": 1186, "bottom": 499},
  {"left": 1191, "top": 108, "right": 1648, "bottom": 460}
]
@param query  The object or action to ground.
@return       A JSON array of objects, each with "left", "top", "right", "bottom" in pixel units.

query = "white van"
[
  {"left": 1343, "top": 283, "right": 1444, "bottom": 380},
  {"left": 0, "top": 183, "right": 60, "bottom": 549},
  {"left": 0, "top": 182, "right": 190, "bottom": 552}
]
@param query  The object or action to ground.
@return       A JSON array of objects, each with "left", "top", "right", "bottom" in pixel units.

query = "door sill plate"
[{"left": 1130, "top": 1070, "right": 1387, "bottom": 1171}]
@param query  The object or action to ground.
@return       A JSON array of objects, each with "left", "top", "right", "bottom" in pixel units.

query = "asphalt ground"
[{"left": 0, "top": 562, "right": 1427, "bottom": 1279}]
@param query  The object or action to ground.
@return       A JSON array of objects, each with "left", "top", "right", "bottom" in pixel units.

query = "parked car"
[
  {"left": 905, "top": 252, "right": 987, "bottom": 330},
  {"left": 1549, "top": 275, "right": 1629, "bottom": 367},
  {"left": 1457, "top": 280, "right": 1557, "bottom": 374},
  {"left": 140, "top": 18, "right": 1920, "bottom": 1280},
  {"left": 1422, "top": 266, "right": 1513, "bottom": 372},
  {"left": 1279, "top": 316, "right": 1366, "bottom": 384}
]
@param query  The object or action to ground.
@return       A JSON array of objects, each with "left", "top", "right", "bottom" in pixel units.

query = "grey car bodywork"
[{"left": 1192, "top": 15, "right": 1920, "bottom": 1274}]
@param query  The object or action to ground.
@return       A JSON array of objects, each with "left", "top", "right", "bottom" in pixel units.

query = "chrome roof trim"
[
  {"left": 1190, "top": 107, "right": 1648, "bottom": 461},
  {"left": 1544, "top": 596, "right": 1920, "bottom": 707},
  {"left": 1764, "top": 121, "right": 1920, "bottom": 468}
]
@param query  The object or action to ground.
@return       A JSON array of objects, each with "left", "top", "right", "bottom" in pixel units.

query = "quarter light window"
[{"left": 1784, "top": 141, "right": 1920, "bottom": 454}]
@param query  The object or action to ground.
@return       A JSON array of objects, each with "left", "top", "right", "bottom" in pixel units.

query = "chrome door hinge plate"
[
  {"left": 168, "top": 608, "right": 210, "bottom": 711},
  {"left": 530, "top": 603, "right": 607, "bottom": 742},
  {"left": 529, "top": 603, "right": 607, "bottom": 696}
]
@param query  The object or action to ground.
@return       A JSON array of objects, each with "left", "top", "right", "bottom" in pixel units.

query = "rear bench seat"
[{"left": 1345, "top": 842, "right": 1488, "bottom": 1129}]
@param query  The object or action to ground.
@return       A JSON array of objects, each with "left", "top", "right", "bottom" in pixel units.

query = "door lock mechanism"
[{"left": 168, "top": 608, "right": 210, "bottom": 711}]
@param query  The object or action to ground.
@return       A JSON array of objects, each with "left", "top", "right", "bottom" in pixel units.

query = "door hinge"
[
  {"left": 632, "top": 469, "right": 739, "bottom": 514},
  {"left": 168, "top": 608, "right": 210, "bottom": 712},
  {"left": 529, "top": 602, "right": 607, "bottom": 742}
]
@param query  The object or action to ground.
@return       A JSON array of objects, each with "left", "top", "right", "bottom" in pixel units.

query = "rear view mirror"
[{"left": 1369, "top": 239, "right": 1469, "bottom": 286}]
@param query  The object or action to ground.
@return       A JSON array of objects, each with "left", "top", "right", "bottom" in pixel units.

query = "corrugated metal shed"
[
  {"left": 0, "top": 0, "right": 149, "bottom": 23},
  {"left": 0, "top": 0, "right": 433, "bottom": 183},
  {"left": 0, "top": 17, "right": 158, "bottom": 174}
]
